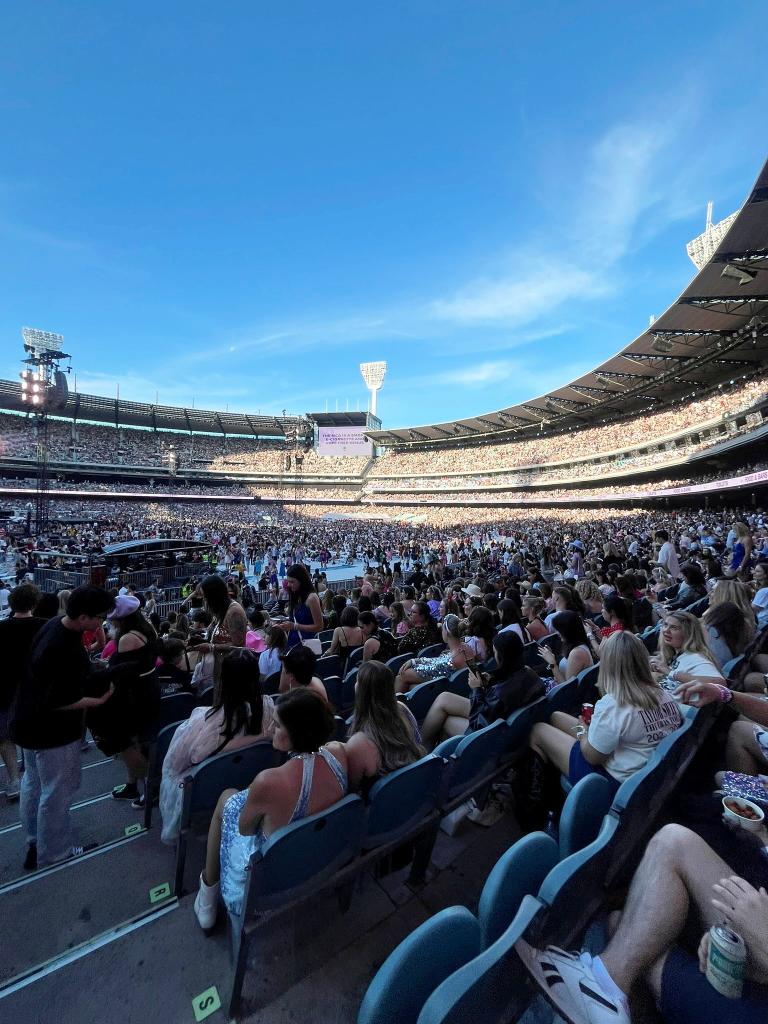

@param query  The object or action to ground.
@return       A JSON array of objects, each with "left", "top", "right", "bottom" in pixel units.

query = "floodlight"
[
  {"left": 360, "top": 361, "right": 387, "bottom": 417},
  {"left": 22, "top": 327, "right": 65, "bottom": 356},
  {"left": 720, "top": 264, "right": 757, "bottom": 286},
  {"left": 651, "top": 337, "right": 674, "bottom": 353}
]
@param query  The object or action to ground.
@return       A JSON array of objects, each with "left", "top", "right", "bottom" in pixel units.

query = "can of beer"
[
  {"left": 706, "top": 925, "right": 746, "bottom": 999},
  {"left": 581, "top": 703, "right": 594, "bottom": 726}
]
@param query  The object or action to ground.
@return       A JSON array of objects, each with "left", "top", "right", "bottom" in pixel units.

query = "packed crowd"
[
  {"left": 2, "top": 497, "right": 768, "bottom": 1021},
  {"left": 370, "top": 372, "right": 768, "bottom": 477}
]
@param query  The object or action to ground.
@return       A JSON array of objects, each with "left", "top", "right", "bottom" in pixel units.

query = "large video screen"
[{"left": 316, "top": 426, "right": 372, "bottom": 457}]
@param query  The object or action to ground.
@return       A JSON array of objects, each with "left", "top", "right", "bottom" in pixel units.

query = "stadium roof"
[
  {"left": 367, "top": 157, "right": 768, "bottom": 447},
  {"left": 0, "top": 381, "right": 299, "bottom": 437}
]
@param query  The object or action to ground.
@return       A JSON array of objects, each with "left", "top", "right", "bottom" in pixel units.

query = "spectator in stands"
[
  {"left": 280, "top": 564, "right": 323, "bottom": 649},
  {"left": 497, "top": 598, "right": 531, "bottom": 643},
  {"left": 517, "top": 824, "right": 768, "bottom": 1024},
  {"left": 395, "top": 614, "right": 465, "bottom": 693},
  {"left": 278, "top": 645, "right": 328, "bottom": 701},
  {"left": 522, "top": 595, "right": 549, "bottom": 641},
  {"left": 194, "top": 688, "right": 349, "bottom": 928},
  {"left": 325, "top": 593, "right": 347, "bottom": 630},
  {"left": 156, "top": 637, "right": 194, "bottom": 697},
  {"left": 701, "top": 601, "right": 754, "bottom": 671},
  {"left": 421, "top": 630, "right": 545, "bottom": 745},
  {"left": 664, "top": 563, "right": 708, "bottom": 611},
  {"left": 389, "top": 601, "right": 408, "bottom": 637},
  {"left": 651, "top": 610, "right": 724, "bottom": 692},
  {"left": 654, "top": 528, "right": 681, "bottom": 581},
  {"left": 90, "top": 595, "right": 161, "bottom": 806},
  {"left": 529, "top": 631, "right": 681, "bottom": 790},
  {"left": 396, "top": 601, "right": 440, "bottom": 657},
  {"left": 244, "top": 608, "right": 268, "bottom": 653},
  {"left": 0, "top": 583, "right": 46, "bottom": 802},
  {"left": 575, "top": 579, "right": 605, "bottom": 618},
  {"left": 199, "top": 574, "right": 248, "bottom": 651},
  {"left": 328, "top": 606, "right": 364, "bottom": 664},
  {"left": 160, "top": 649, "right": 274, "bottom": 844},
  {"left": 583, "top": 595, "right": 634, "bottom": 655},
  {"left": 460, "top": 606, "right": 496, "bottom": 664},
  {"left": 357, "top": 611, "right": 398, "bottom": 663},
  {"left": 258, "top": 625, "right": 286, "bottom": 682},
  {"left": 727, "top": 520, "right": 753, "bottom": 579},
  {"left": 544, "top": 586, "right": 586, "bottom": 630},
  {"left": 537, "top": 610, "right": 593, "bottom": 685},
  {"left": 12, "top": 585, "right": 116, "bottom": 870},
  {"left": 751, "top": 562, "right": 768, "bottom": 628},
  {"left": 345, "top": 661, "right": 424, "bottom": 791}
]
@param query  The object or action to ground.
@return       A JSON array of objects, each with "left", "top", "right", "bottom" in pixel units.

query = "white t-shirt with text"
[{"left": 587, "top": 691, "right": 683, "bottom": 782}]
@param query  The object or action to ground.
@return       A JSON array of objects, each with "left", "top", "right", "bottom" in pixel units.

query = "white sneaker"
[
  {"left": 516, "top": 941, "right": 630, "bottom": 1024},
  {"left": 194, "top": 873, "right": 220, "bottom": 931}
]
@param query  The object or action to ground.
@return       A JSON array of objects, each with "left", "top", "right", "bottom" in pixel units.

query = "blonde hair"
[
  {"left": 706, "top": 579, "right": 754, "bottom": 628},
  {"left": 576, "top": 579, "right": 602, "bottom": 604},
  {"left": 57, "top": 589, "right": 72, "bottom": 616},
  {"left": 734, "top": 521, "right": 751, "bottom": 541},
  {"left": 598, "top": 631, "right": 661, "bottom": 711},
  {"left": 659, "top": 610, "right": 714, "bottom": 667}
]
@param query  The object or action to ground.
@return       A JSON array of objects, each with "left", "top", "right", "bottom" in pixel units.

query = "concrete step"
[
  {"left": 0, "top": 756, "right": 125, "bottom": 830},
  {"left": 0, "top": 830, "right": 176, "bottom": 984},
  {"left": 0, "top": 789, "right": 145, "bottom": 885}
]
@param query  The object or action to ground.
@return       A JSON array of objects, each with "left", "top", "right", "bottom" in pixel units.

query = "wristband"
[{"left": 715, "top": 684, "right": 733, "bottom": 704}]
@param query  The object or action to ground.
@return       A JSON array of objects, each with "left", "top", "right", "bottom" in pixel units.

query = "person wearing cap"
[
  {"left": 11, "top": 585, "right": 116, "bottom": 870},
  {"left": 89, "top": 594, "right": 161, "bottom": 805}
]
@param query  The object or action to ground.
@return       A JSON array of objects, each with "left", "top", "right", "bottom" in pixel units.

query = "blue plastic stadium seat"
[
  {"left": 447, "top": 668, "right": 469, "bottom": 694},
  {"left": 439, "top": 720, "right": 510, "bottom": 807},
  {"left": 386, "top": 653, "right": 413, "bottom": 676},
  {"left": 158, "top": 691, "right": 197, "bottom": 730},
  {"left": 144, "top": 719, "right": 185, "bottom": 829},
  {"left": 316, "top": 654, "right": 343, "bottom": 680},
  {"left": 174, "top": 740, "right": 280, "bottom": 894},
  {"left": 558, "top": 773, "right": 616, "bottom": 860},
  {"left": 263, "top": 670, "right": 282, "bottom": 696},
  {"left": 418, "top": 643, "right": 446, "bottom": 658},
  {"left": 347, "top": 646, "right": 365, "bottom": 669},
  {"left": 363, "top": 755, "right": 444, "bottom": 849},
  {"left": 416, "top": 898, "right": 542, "bottom": 1024},
  {"left": 722, "top": 654, "right": 745, "bottom": 682},
  {"left": 545, "top": 676, "right": 579, "bottom": 716},
  {"left": 477, "top": 832, "right": 559, "bottom": 949},
  {"left": 357, "top": 907, "right": 481, "bottom": 1024},
  {"left": 504, "top": 696, "right": 549, "bottom": 755},
  {"left": 403, "top": 678, "right": 449, "bottom": 724}
]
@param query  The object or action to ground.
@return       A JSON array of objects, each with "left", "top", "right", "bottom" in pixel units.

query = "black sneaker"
[
  {"left": 23, "top": 843, "right": 37, "bottom": 871},
  {"left": 112, "top": 783, "right": 139, "bottom": 801},
  {"left": 131, "top": 794, "right": 145, "bottom": 809}
]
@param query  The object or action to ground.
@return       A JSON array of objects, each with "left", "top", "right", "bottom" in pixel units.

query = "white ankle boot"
[{"left": 194, "top": 872, "right": 220, "bottom": 930}]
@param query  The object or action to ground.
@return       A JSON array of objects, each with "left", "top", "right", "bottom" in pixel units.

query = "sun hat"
[
  {"left": 461, "top": 583, "right": 484, "bottom": 598},
  {"left": 107, "top": 594, "right": 141, "bottom": 619}
]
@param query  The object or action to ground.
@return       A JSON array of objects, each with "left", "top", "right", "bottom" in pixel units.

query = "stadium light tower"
[{"left": 360, "top": 361, "right": 387, "bottom": 417}]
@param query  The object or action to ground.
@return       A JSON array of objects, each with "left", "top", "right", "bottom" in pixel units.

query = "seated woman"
[
  {"left": 421, "top": 631, "right": 546, "bottom": 746},
  {"left": 650, "top": 610, "right": 724, "bottom": 692},
  {"left": 529, "top": 631, "right": 683, "bottom": 790},
  {"left": 583, "top": 594, "right": 635, "bottom": 655},
  {"left": 358, "top": 611, "right": 398, "bottom": 663},
  {"left": 328, "top": 606, "right": 364, "bottom": 665},
  {"left": 257, "top": 624, "right": 287, "bottom": 682},
  {"left": 665, "top": 563, "right": 708, "bottom": 611},
  {"left": 345, "top": 661, "right": 425, "bottom": 791},
  {"left": 160, "top": 649, "right": 274, "bottom": 844},
  {"left": 536, "top": 610, "right": 593, "bottom": 687},
  {"left": 543, "top": 586, "right": 587, "bottom": 631},
  {"left": 194, "top": 689, "right": 349, "bottom": 928},
  {"left": 575, "top": 579, "right": 605, "bottom": 618},
  {"left": 702, "top": 600, "right": 755, "bottom": 671},
  {"left": 245, "top": 608, "right": 269, "bottom": 653},
  {"left": 395, "top": 601, "right": 441, "bottom": 657},
  {"left": 497, "top": 599, "right": 531, "bottom": 643},
  {"left": 394, "top": 613, "right": 465, "bottom": 694},
  {"left": 522, "top": 595, "right": 550, "bottom": 642},
  {"left": 278, "top": 645, "right": 328, "bottom": 701}
]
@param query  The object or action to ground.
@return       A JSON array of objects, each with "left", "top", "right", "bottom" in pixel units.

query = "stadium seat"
[
  {"left": 477, "top": 832, "right": 559, "bottom": 948},
  {"left": 144, "top": 719, "right": 185, "bottom": 829},
  {"left": 416, "top": 898, "right": 542, "bottom": 1024},
  {"left": 357, "top": 907, "right": 482, "bottom": 1024},
  {"left": 684, "top": 596, "right": 709, "bottom": 617},
  {"left": 447, "top": 668, "right": 469, "bottom": 693},
  {"left": 346, "top": 646, "right": 365, "bottom": 669},
  {"left": 545, "top": 676, "right": 579, "bottom": 716},
  {"left": 362, "top": 754, "right": 444, "bottom": 849},
  {"left": 317, "top": 628, "right": 334, "bottom": 646},
  {"left": 323, "top": 675, "right": 344, "bottom": 710},
  {"left": 438, "top": 720, "right": 511, "bottom": 808},
  {"left": 522, "top": 641, "right": 546, "bottom": 671},
  {"left": 558, "top": 773, "right": 616, "bottom": 860},
  {"left": 197, "top": 685, "right": 215, "bottom": 707},
  {"left": 503, "top": 696, "right": 549, "bottom": 754},
  {"left": 386, "top": 653, "right": 413, "bottom": 676},
  {"left": 722, "top": 654, "right": 745, "bottom": 682},
  {"left": 158, "top": 691, "right": 197, "bottom": 730},
  {"left": 402, "top": 678, "right": 450, "bottom": 724},
  {"left": 230, "top": 795, "right": 366, "bottom": 1015},
  {"left": 640, "top": 623, "right": 661, "bottom": 654},
  {"left": 316, "top": 654, "right": 343, "bottom": 680},
  {"left": 262, "top": 670, "right": 282, "bottom": 695},
  {"left": 174, "top": 739, "right": 280, "bottom": 894},
  {"left": 418, "top": 643, "right": 446, "bottom": 658}
]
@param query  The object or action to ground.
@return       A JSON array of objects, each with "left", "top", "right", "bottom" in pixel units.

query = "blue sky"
[{"left": 1, "top": 2, "right": 766, "bottom": 429}]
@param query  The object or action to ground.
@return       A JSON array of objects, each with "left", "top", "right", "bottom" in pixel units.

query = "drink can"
[
  {"left": 581, "top": 703, "right": 594, "bottom": 726},
  {"left": 706, "top": 925, "right": 745, "bottom": 999}
]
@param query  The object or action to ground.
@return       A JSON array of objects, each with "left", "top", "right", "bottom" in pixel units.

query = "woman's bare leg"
[
  {"left": 203, "top": 788, "right": 237, "bottom": 885},
  {"left": 119, "top": 745, "right": 148, "bottom": 784},
  {"left": 421, "top": 693, "right": 471, "bottom": 744},
  {"left": 529, "top": 721, "right": 577, "bottom": 776},
  {"left": 395, "top": 666, "right": 419, "bottom": 694},
  {"left": 726, "top": 719, "right": 765, "bottom": 774}
]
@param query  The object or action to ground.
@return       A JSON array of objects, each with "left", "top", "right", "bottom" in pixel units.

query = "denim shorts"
[{"left": 568, "top": 740, "right": 617, "bottom": 788}]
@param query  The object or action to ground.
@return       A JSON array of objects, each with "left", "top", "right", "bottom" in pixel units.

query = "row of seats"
[{"left": 357, "top": 701, "right": 719, "bottom": 1024}]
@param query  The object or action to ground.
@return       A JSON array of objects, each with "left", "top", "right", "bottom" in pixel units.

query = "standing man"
[
  {"left": 11, "top": 585, "right": 115, "bottom": 870},
  {"left": 654, "top": 529, "right": 681, "bottom": 581}
]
